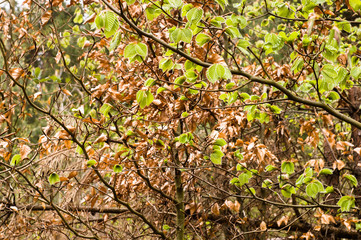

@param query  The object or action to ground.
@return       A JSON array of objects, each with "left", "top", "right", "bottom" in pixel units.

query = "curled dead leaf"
[
  {"left": 60, "top": 177, "right": 69, "bottom": 182},
  {"left": 41, "top": 10, "right": 52, "bottom": 26},
  {"left": 20, "top": 144, "right": 31, "bottom": 160},
  {"left": 9, "top": 68, "right": 24, "bottom": 80},
  {"left": 354, "top": 147, "right": 361, "bottom": 156},
  {"left": 62, "top": 89, "right": 72, "bottom": 96},
  {"left": 277, "top": 215, "right": 289, "bottom": 227},
  {"left": 67, "top": 171, "right": 78, "bottom": 179},
  {"left": 211, "top": 203, "right": 220, "bottom": 216},
  {"left": 333, "top": 160, "right": 345, "bottom": 170},
  {"left": 94, "top": 133, "right": 107, "bottom": 144},
  {"left": 260, "top": 221, "right": 267, "bottom": 231}
]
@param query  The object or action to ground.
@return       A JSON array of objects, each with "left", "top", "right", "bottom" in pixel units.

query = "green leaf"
[
  {"left": 225, "top": 27, "right": 241, "bottom": 38},
  {"left": 264, "top": 33, "right": 284, "bottom": 52},
  {"left": 135, "top": 43, "right": 148, "bottom": 58},
  {"left": 113, "top": 164, "right": 123, "bottom": 173},
  {"left": 238, "top": 171, "right": 252, "bottom": 186},
  {"left": 344, "top": 174, "right": 358, "bottom": 187},
  {"left": 104, "top": 11, "right": 119, "bottom": 37},
  {"left": 322, "top": 64, "right": 337, "bottom": 81},
  {"left": 146, "top": 5, "right": 162, "bottom": 21},
  {"left": 87, "top": 159, "right": 97, "bottom": 167},
  {"left": 159, "top": 58, "right": 174, "bottom": 72},
  {"left": 145, "top": 90, "right": 154, "bottom": 106},
  {"left": 206, "top": 64, "right": 232, "bottom": 83},
  {"left": 237, "top": 39, "right": 250, "bottom": 49},
  {"left": 170, "top": 28, "right": 193, "bottom": 43},
  {"left": 174, "top": 76, "right": 186, "bottom": 88},
  {"left": 270, "top": 105, "right": 282, "bottom": 114},
  {"left": 214, "top": 138, "right": 227, "bottom": 147},
  {"left": 210, "top": 149, "right": 224, "bottom": 164},
  {"left": 287, "top": 31, "right": 299, "bottom": 42},
  {"left": 181, "top": 4, "right": 193, "bottom": 17},
  {"left": 306, "top": 180, "right": 324, "bottom": 198},
  {"left": 210, "top": 16, "right": 225, "bottom": 28},
  {"left": 281, "top": 161, "right": 294, "bottom": 174},
  {"left": 144, "top": 78, "right": 156, "bottom": 87},
  {"left": 95, "top": 12, "right": 105, "bottom": 29},
  {"left": 262, "top": 179, "right": 273, "bottom": 189},
  {"left": 73, "top": 11, "right": 83, "bottom": 24},
  {"left": 136, "top": 90, "right": 153, "bottom": 109},
  {"left": 337, "top": 195, "right": 355, "bottom": 212},
  {"left": 100, "top": 103, "right": 113, "bottom": 117},
  {"left": 349, "top": 0, "right": 361, "bottom": 11},
  {"left": 186, "top": 7, "right": 203, "bottom": 25},
  {"left": 336, "top": 21, "right": 351, "bottom": 33},
  {"left": 296, "top": 174, "right": 305, "bottom": 186},
  {"left": 196, "top": 33, "right": 211, "bottom": 46},
  {"left": 319, "top": 168, "right": 333, "bottom": 175},
  {"left": 291, "top": 58, "right": 304, "bottom": 74},
  {"left": 49, "top": 173, "right": 60, "bottom": 185},
  {"left": 181, "top": 112, "right": 189, "bottom": 118},
  {"left": 281, "top": 184, "right": 296, "bottom": 198},
  {"left": 10, "top": 154, "right": 21, "bottom": 166},
  {"left": 77, "top": 36, "right": 86, "bottom": 48},
  {"left": 157, "top": 87, "right": 166, "bottom": 94},
  {"left": 109, "top": 31, "right": 121, "bottom": 51},
  {"left": 265, "top": 165, "right": 277, "bottom": 172},
  {"left": 169, "top": 0, "right": 183, "bottom": 8},
  {"left": 325, "top": 186, "right": 334, "bottom": 193},
  {"left": 239, "top": 93, "right": 250, "bottom": 100},
  {"left": 124, "top": 42, "right": 148, "bottom": 62},
  {"left": 124, "top": 43, "right": 137, "bottom": 59},
  {"left": 215, "top": 0, "right": 228, "bottom": 10},
  {"left": 351, "top": 67, "right": 361, "bottom": 80}
]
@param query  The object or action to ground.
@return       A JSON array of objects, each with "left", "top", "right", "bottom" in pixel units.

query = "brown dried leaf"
[
  {"left": 333, "top": 160, "right": 345, "bottom": 170},
  {"left": 60, "top": 177, "right": 69, "bottom": 182},
  {"left": 94, "top": 133, "right": 107, "bottom": 144},
  {"left": 41, "top": 10, "right": 52, "bottom": 26},
  {"left": 9, "top": 68, "right": 24, "bottom": 80},
  {"left": 354, "top": 147, "right": 361, "bottom": 156},
  {"left": 64, "top": 140, "right": 72, "bottom": 149},
  {"left": 62, "top": 89, "right": 72, "bottom": 96},
  {"left": 260, "top": 221, "right": 267, "bottom": 231},
  {"left": 314, "top": 225, "right": 321, "bottom": 231},
  {"left": 20, "top": 144, "right": 31, "bottom": 160},
  {"left": 211, "top": 203, "right": 220, "bottom": 216},
  {"left": 277, "top": 215, "right": 289, "bottom": 227},
  {"left": 67, "top": 171, "right": 78, "bottom": 179},
  {"left": 50, "top": 0, "right": 64, "bottom": 7}
]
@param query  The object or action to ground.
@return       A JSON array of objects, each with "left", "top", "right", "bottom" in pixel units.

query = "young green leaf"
[
  {"left": 319, "top": 168, "right": 333, "bottom": 175},
  {"left": 186, "top": 7, "right": 203, "bottom": 25},
  {"left": 87, "top": 159, "right": 97, "bottom": 167},
  {"left": 113, "top": 164, "right": 123, "bottom": 173},
  {"left": 10, "top": 154, "right": 21, "bottom": 166},
  {"left": 238, "top": 171, "right": 252, "bottom": 186},
  {"left": 206, "top": 64, "right": 232, "bottom": 83},
  {"left": 344, "top": 174, "right": 358, "bottom": 187},
  {"left": 214, "top": 138, "right": 227, "bottom": 147},
  {"left": 210, "top": 149, "right": 224, "bottom": 164},
  {"left": 49, "top": 173, "right": 60, "bottom": 185},
  {"left": 337, "top": 196, "right": 355, "bottom": 212},
  {"left": 281, "top": 161, "right": 294, "bottom": 174},
  {"left": 196, "top": 33, "right": 211, "bottom": 46},
  {"left": 306, "top": 180, "right": 324, "bottom": 198},
  {"left": 170, "top": 28, "right": 193, "bottom": 43}
]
